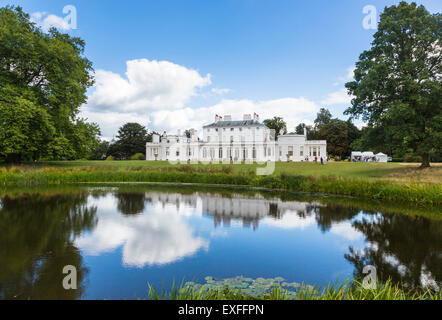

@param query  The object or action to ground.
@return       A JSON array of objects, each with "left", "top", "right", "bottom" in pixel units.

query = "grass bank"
[
  {"left": 0, "top": 164, "right": 440, "bottom": 206},
  {"left": 147, "top": 278, "right": 441, "bottom": 300},
  {"left": 0, "top": 165, "right": 440, "bottom": 205}
]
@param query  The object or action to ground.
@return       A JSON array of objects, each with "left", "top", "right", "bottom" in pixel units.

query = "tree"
[
  {"left": 295, "top": 124, "right": 305, "bottom": 135},
  {"left": 0, "top": 6, "right": 97, "bottom": 162},
  {"left": 89, "top": 140, "right": 110, "bottom": 160},
  {"left": 263, "top": 117, "right": 287, "bottom": 140},
  {"left": 184, "top": 130, "right": 192, "bottom": 139},
  {"left": 0, "top": 88, "right": 55, "bottom": 162},
  {"left": 345, "top": 2, "right": 441, "bottom": 167},
  {"left": 314, "top": 108, "right": 332, "bottom": 127},
  {"left": 107, "top": 123, "right": 149, "bottom": 160},
  {"left": 309, "top": 108, "right": 361, "bottom": 158}
]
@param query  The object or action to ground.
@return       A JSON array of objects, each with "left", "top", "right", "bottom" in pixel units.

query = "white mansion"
[{"left": 146, "top": 114, "right": 327, "bottom": 162}]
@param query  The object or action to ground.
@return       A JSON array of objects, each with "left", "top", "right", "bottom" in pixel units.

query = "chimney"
[
  {"left": 224, "top": 115, "right": 232, "bottom": 121},
  {"left": 163, "top": 131, "right": 167, "bottom": 137},
  {"left": 253, "top": 113, "right": 259, "bottom": 122},
  {"left": 215, "top": 114, "right": 219, "bottom": 123},
  {"left": 243, "top": 114, "right": 252, "bottom": 120}
]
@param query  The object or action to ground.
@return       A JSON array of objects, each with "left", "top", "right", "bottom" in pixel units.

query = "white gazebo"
[{"left": 375, "top": 153, "right": 388, "bottom": 163}]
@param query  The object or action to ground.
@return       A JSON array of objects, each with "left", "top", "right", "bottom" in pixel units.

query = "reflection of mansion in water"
[
  {"left": 146, "top": 114, "right": 327, "bottom": 162},
  {"left": 146, "top": 191, "right": 322, "bottom": 230}
]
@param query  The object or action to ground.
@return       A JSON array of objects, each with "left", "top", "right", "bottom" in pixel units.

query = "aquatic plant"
[{"left": 147, "top": 276, "right": 442, "bottom": 300}]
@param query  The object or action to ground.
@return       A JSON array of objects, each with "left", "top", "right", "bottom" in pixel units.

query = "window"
[
  {"left": 176, "top": 151, "right": 180, "bottom": 156},
  {"left": 230, "top": 128, "right": 234, "bottom": 131},
  {"left": 313, "top": 147, "right": 317, "bottom": 157},
  {"left": 288, "top": 146, "right": 294, "bottom": 156},
  {"left": 207, "top": 136, "right": 211, "bottom": 142},
  {"left": 230, "top": 136, "right": 234, "bottom": 143},
  {"left": 300, "top": 146, "right": 304, "bottom": 157},
  {"left": 219, "top": 148, "right": 223, "bottom": 158},
  {"left": 268, "top": 148, "right": 271, "bottom": 156},
  {"left": 252, "top": 147, "right": 256, "bottom": 159},
  {"left": 203, "top": 148, "right": 207, "bottom": 158}
]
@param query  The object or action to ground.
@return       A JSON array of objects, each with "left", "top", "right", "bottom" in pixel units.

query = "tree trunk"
[{"left": 420, "top": 153, "right": 431, "bottom": 168}]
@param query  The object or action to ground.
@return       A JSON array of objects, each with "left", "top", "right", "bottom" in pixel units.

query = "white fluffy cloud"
[
  {"left": 81, "top": 59, "right": 324, "bottom": 138},
  {"left": 321, "top": 88, "right": 353, "bottom": 105},
  {"left": 211, "top": 88, "right": 231, "bottom": 95},
  {"left": 87, "top": 59, "right": 211, "bottom": 113},
  {"left": 30, "top": 12, "right": 71, "bottom": 31},
  {"left": 76, "top": 195, "right": 209, "bottom": 267},
  {"left": 149, "top": 97, "right": 320, "bottom": 135}
]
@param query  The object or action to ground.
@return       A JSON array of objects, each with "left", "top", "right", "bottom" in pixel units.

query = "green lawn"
[{"left": 11, "top": 160, "right": 439, "bottom": 183}]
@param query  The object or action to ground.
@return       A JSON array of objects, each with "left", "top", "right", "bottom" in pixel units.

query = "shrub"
[
  {"left": 130, "top": 153, "right": 145, "bottom": 160},
  {"left": 105, "top": 156, "right": 115, "bottom": 161}
]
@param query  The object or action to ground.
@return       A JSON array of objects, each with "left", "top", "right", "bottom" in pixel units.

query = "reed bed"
[
  {"left": 147, "top": 279, "right": 441, "bottom": 300},
  {"left": 0, "top": 166, "right": 440, "bottom": 205}
]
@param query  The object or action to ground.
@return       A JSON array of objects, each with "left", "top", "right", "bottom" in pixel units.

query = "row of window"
[
  {"left": 285, "top": 146, "right": 321, "bottom": 157},
  {"left": 150, "top": 146, "right": 321, "bottom": 158},
  {"left": 202, "top": 147, "right": 273, "bottom": 159},
  {"left": 207, "top": 127, "right": 261, "bottom": 132}
]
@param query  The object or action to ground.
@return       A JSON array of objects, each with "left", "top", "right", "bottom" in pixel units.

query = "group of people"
[{"left": 305, "top": 156, "right": 328, "bottom": 165}]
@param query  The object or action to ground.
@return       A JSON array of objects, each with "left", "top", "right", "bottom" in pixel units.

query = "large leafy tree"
[
  {"left": 108, "top": 123, "right": 151, "bottom": 160},
  {"left": 308, "top": 108, "right": 361, "bottom": 158},
  {"left": 263, "top": 117, "right": 287, "bottom": 140},
  {"left": 345, "top": 2, "right": 441, "bottom": 167},
  {"left": 0, "top": 6, "right": 98, "bottom": 162}
]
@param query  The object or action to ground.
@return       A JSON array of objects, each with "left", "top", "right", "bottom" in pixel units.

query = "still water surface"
[{"left": 0, "top": 185, "right": 440, "bottom": 299}]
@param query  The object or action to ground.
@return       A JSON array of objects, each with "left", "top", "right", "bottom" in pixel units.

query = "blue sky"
[{"left": 3, "top": 0, "right": 441, "bottom": 139}]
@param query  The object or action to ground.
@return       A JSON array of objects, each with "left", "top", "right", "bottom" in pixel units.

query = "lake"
[{"left": 0, "top": 184, "right": 440, "bottom": 299}]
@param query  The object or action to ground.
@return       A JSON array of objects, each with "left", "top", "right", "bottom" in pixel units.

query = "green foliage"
[
  {"left": 89, "top": 140, "right": 110, "bottom": 160},
  {"left": 130, "top": 153, "right": 145, "bottom": 161},
  {"left": 0, "top": 6, "right": 98, "bottom": 162},
  {"left": 107, "top": 123, "right": 150, "bottom": 160},
  {"left": 0, "top": 165, "right": 440, "bottom": 205},
  {"left": 263, "top": 117, "right": 287, "bottom": 140},
  {"left": 147, "top": 277, "right": 441, "bottom": 300},
  {"left": 105, "top": 156, "right": 115, "bottom": 161},
  {"left": 0, "top": 88, "right": 55, "bottom": 162},
  {"left": 304, "top": 108, "right": 361, "bottom": 158},
  {"left": 404, "top": 154, "right": 423, "bottom": 163},
  {"left": 345, "top": 2, "right": 442, "bottom": 167}
]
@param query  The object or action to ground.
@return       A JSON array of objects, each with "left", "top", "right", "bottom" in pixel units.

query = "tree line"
[{"left": 1, "top": 3, "right": 440, "bottom": 166}]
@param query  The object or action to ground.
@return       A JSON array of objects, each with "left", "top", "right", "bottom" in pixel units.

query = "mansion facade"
[{"left": 146, "top": 114, "right": 327, "bottom": 162}]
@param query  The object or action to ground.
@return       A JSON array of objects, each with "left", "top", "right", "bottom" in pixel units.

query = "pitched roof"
[{"left": 203, "top": 120, "right": 267, "bottom": 128}]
